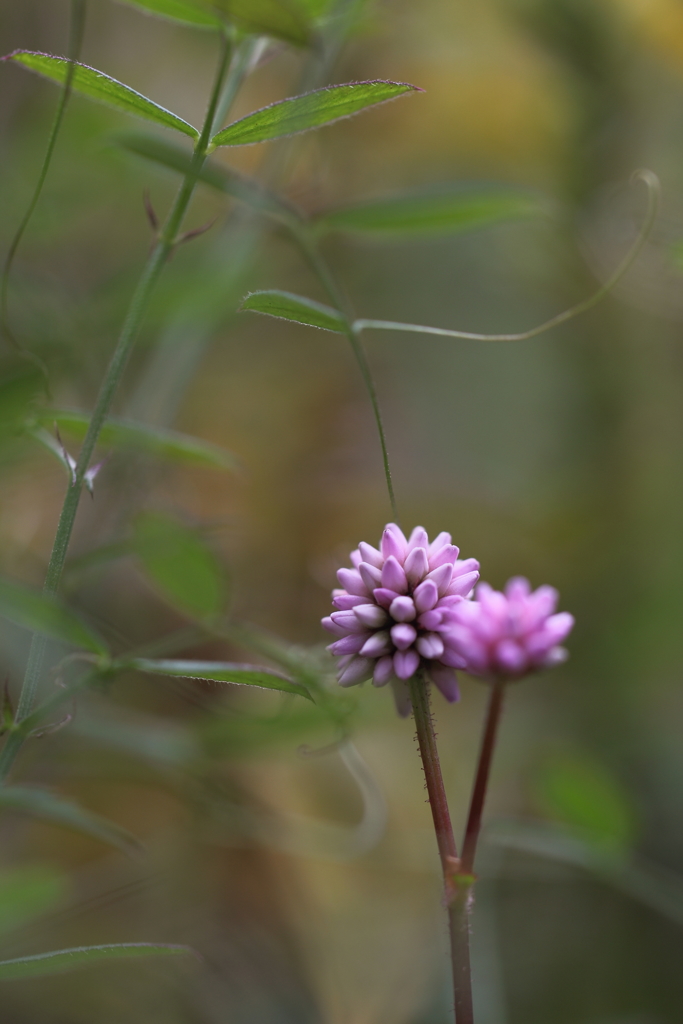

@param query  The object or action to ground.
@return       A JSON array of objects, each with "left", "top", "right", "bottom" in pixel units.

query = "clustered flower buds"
[
  {"left": 323, "top": 524, "right": 574, "bottom": 715},
  {"left": 447, "top": 577, "right": 574, "bottom": 678},
  {"left": 322, "top": 524, "right": 480, "bottom": 714}
]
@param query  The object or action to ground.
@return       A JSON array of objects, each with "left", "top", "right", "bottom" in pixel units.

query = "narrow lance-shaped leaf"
[
  {"left": 115, "top": 0, "right": 225, "bottom": 29},
  {"left": 3, "top": 52, "right": 199, "bottom": 139},
  {"left": 0, "top": 576, "right": 108, "bottom": 655},
  {"left": 114, "top": 132, "right": 299, "bottom": 223},
  {"left": 0, "top": 787, "right": 143, "bottom": 856},
  {"left": 35, "top": 409, "right": 238, "bottom": 471},
  {"left": 210, "top": 0, "right": 311, "bottom": 47},
  {"left": 212, "top": 80, "right": 421, "bottom": 147},
  {"left": 315, "top": 186, "right": 548, "bottom": 237},
  {"left": 134, "top": 511, "right": 229, "bottom": 621},
  {"left": 241, "top": 290, "right": 346, "bottom": 333},
  {"left": 128, "top": 658, "right": 313, "bottom": 700},
  {"left": 0, "top": 943, "right": 196, "bottom": 981}
]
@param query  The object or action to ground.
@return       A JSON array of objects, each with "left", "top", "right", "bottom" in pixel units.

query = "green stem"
[
  {"left": 0, "top": 33, "right": 248, "bottom": 781},
  {"left": 291, "top": 227, "right": 399, "bottom": 522},
  {"left": 1, "top": 0, "right": 87, "bottom": 370}
]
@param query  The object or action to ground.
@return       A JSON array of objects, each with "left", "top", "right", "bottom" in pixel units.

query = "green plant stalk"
[
  {"left": 1, "top": 0, "right": 87, "bottom": 368},
  {"left": 291, "top": 226, "right": 399, "bottom": 521},
  {"left": 408, "top": 674, "right": 464, "bottom": 1023},
  {"left": 0, "top": 33, "right": 253, "bottom": 782}
]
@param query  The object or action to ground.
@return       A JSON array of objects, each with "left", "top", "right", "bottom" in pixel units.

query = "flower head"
[
  {"left": 322, "top": 524, "right": 480, "bottom": 715},
  {"left": 446, "top": 577, "right": 574, "bottom": 679}
]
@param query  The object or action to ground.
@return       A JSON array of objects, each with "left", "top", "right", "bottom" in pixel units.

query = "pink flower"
[
  {"left": 322, "top": 524, "right": 480, "bottom": 715},
  {"left": 445, "top": 577, "right": 574, "bottom": 679}
]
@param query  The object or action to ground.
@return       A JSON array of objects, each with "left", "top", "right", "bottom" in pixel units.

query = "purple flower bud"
[
  {"left": 393, "top": 649, "right": 420, "bottom": 679},
  {"left": 495, "top": 639, "right": 527, "bottom": 674},
  {"left": 322, "top": 616, "right": 348, "bottom": 637},
  {"left": 354, "top": 603, "right": 389, "bottom": 628},
  {"left": 330, "top": 610, "right": 368, "bottom": 633},
  {"left": 373, "top": 587, "right": 401, "bottom": 608},
  {"left": 323, "top": 523, "right": 480, "bottom": 711},
  {"left": 333, "top": 592, "right": 365, "bottom": 610},
  {"left": 428, "top": 531, "right": 452, "bottom": 555},
  {"left": 407, "top": 526, "right": 429, "bottom": 551},
  {"left": 359, "top": 541, "right": 383, "bottom": 568},
  {"left": 414, "top": 579, "right": 439, "bottom": 612},
  {"left": 429, "top": 662, "right": 460, "bottom": 702},
  {"left": 338, "top": 656, "right": 373, "bottom": 686},
  {"left": 389, "top": 596, "right": 417, "bottom": 622},
  {"left": 428, "top": 544, "right": 460, "bottom": 570},
  {"left": 390, "top": 622, "right": 417, "bottom": 650},
  {"left": 418, "top": 609, "right": 443, "bottom": 630},
  {"left": 425, "top": 562, "right": 453, "bottom": 595},
  {"left": 416, "top": 632, "right": 444, "bottom": 659},
  {"left": 404, "top": 546, "right": 429, "bottom": 585},
  {"left": 358, "top": 561, "right": 383, "bottom": 590},
  {"left": 381, "top": 523, "right": 408, "bottom": 562},
  {"left": 391, "top": 679, "right": 412, "bottom": 717},
  {"left": 447, "top": 577, "right": 574, "bottom": 679},
  {"left": 381, "top": 556, "right": 408, "bottom": 594},
  {"left": 328, "top": 633, "right": 370, "bottom": 656},
  {"left": 337, "top": 568, "right": 369, "bottom": 597},
  {"left": 446, "top": 570, "right": 480, "bottom": 598},
  {"left": 360, "top": 631, "right": 392, "bottom": 657},
  {"left": 373, "top": 655, "right": 394, "bottom": 686}
]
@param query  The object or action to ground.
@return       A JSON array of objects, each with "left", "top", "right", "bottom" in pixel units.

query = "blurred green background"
[{"left": 2, "top": 0, "right": 683, "bottom": 1021}]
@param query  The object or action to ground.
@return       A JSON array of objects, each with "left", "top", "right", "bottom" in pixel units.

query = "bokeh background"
[{"left": 2, "top": 0, "right": 683, "bottom": 1021}]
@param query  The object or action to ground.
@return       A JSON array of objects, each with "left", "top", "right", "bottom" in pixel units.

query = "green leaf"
[
  {"left": 0, "top": 787, "right": 142, "bottom": 856},
  {"left": 3, "top": 51, "right": 199, "bottom": 139},
  {"left": 211, "top": 80, "right": 421, "bottom": 147},
  {"left": 115, "top": 0, "right": 224, "bottom": 28},
  {"left": 0, "top": 866, "right": 68, "bottom": 939},
  {"left": 35, "top": 409, "right": 237, "bottom": 471},
  {"left": 114, "top": 132, "right": 298, "bottom": 222},
  {"left": 315, "top": 186, "right": 547, "bottom": 237},
  {"left": 0, "top": 576, "right": 108, "bottom": 655},
  {"left": 240, "top": 290, "right": 346, "bottom": 333},
  {"left": 210, "top": 0, "right": 311, "bottom": 46},
  {"left": 128, "top": 658, "right": 312, "bottom": 700},
  {"left": 535, "top": 754, "right": 636, "bottom": 853},
  {"left": 0, "top": 943, "right": 195, "bottom": 981},
  {"left": 134, "top": 511, "right": 229, "bottom": 621}
]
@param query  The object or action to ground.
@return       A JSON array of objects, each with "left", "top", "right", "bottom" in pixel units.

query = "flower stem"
[
  {"left": 291, "top": 227, "right": 399, "bottom": 522},
  {"left": 461, "top": 681, "right": 505, "bottom": 874},
  {"left": 0, "top": 33, "right": 251, "bottom": 782},
  {"left": 448, "top": 680, "right": 506, "bottom": 1024},
  {"left": 408, "top": 675, "right": 468, "bottom": 1023},
  {"left": 1, "top": 0, "right": 87, "bottom": 372},
  {"left": 408, "top": 674, "right": 458, "bottom": 867}
]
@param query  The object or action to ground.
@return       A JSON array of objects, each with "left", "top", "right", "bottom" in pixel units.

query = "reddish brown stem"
[
  {"left": 409, "top": 675, "right": 458, "bottom": 867},
  {"left": 461, "top": 681, "right": 505, "bottom": 874},
  {"left": 408, "top": 675, "right": 473, "bottom": 1024}
]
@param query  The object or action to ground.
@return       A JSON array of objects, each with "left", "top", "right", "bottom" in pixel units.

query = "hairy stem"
[
  {"left": 1, "top": 0, "right": 87, "bottom": 369},
  {"left": 0, "top": 33, "right": 251, "bottom": 781},
  {"left": 408, "top": 675, "right": 470, "bottom": 1023},
  {"left": 292, "top": 227, "right": 399, "bottom": 521},
  {"left": 408, "top": 675, "right": 458, "bottom": 866}
]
